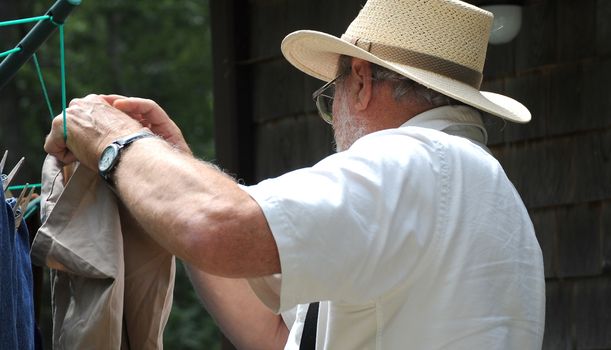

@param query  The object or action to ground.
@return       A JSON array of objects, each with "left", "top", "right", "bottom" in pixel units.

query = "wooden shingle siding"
[
  {"left": 481, "top": 0, "right": 611, "bottom": 348},
  {"left": 544, "top": 280, "right": 572, "bottom": 350},
  {"left": 492, "top": 131, "right": 611, "bottom": 208},
  {"left": 254, "top": 114, "right": 334, "bottom": 180},
  {"left": 213, "top": 0, "right": 365, "bottom": 182},
  {"left": 574, "top": 277, "right": 611, "bottom": 349}
]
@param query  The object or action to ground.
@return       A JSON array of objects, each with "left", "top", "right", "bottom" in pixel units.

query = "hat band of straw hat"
[{"left": 341, "top": 35, "right": 483, "bottom": 89}]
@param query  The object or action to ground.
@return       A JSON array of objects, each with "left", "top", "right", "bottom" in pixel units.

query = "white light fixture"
[{"left": 482, "top": 4, "right": 523, "bottom": 45}]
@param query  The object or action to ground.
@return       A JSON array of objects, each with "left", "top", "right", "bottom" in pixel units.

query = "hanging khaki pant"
[{"left": 31, "top": 156, "right": 175, "bottom": 349}]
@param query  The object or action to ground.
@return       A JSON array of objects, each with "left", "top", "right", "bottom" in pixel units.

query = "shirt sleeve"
[{"left": 243, "top": 131, "right": 444, "bottom": 313}]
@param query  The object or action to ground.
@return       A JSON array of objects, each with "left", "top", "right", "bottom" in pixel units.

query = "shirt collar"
[{"left": 400, "top": 105, "right": 489, "bottom": 145}]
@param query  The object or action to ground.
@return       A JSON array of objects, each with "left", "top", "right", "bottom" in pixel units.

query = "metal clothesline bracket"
[{"left": 0, "top": 0, "right": 81, "bottom": 90}]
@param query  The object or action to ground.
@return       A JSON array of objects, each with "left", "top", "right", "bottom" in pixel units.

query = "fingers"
[
  {"left": 112, "top": 98, "right": 170, "bottom": 126},
  {"left": 46, "top": 95, "right": 146, "bottom": 169},
  {"left": 56, "top": 94, "right": 193, "bottom": 157},
  {"left": 69, "top": 94, "right": 112, "bottom": 108},
  {"left": 44, "top": 116, "right": 76, "bottom": 164},
  {"left": 59, "top": 150, "right": 77, "bottom": 164},
  {"left": 111, "top": 97, "right": 184, "bottom": 141},
  {"left": 100, "top": 94, "right": 128, "bottom": 105},
  {"left": 111, "top": 97, "right": 153, "bottom": 113}
]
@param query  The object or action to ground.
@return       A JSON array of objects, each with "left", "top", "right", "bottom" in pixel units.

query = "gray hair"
[{"left": 336, "top": 55, "right": 462, "bottom": 108}]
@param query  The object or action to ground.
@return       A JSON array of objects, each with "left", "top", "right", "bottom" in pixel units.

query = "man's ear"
[{"left": 350, "top": 58, "right": 373, "bottom": 112}]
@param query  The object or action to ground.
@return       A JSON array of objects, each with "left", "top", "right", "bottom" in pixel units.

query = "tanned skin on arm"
[
  {"left": 187, "top": 270, "right": 289, "bottom": 350},
  {"left": 43, "top": 95, "right": 288, "bottom": 349},
  {"left": 115, "top": 141, "right": 288, "bottom": 349},
  {"left": 115, "top": 138, "right": 289, "bottom": 345},
  {"left": 113, "top": 137, "right": 280, "bottom": 277}
]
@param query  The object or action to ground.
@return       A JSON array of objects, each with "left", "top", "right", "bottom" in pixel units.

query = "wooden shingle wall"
[
  {"left": 482, "top": 0, "right": 611, "bottom": 348},
  {"left": 211, "top": 0, "right": 611, "bottom": 348},
  {"left": 212, "top": 0, "right": 363, "bottom": 183}
]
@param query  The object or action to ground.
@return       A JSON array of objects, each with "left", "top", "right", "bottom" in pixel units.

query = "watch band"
[
  {"left": 99, "top": 130, "right": 157, "bottom": 183},
  {"left": 114, "top": 130, "right": 156, "bottom": 147}
]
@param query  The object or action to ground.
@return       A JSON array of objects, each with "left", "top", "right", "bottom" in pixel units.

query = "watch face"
[{"left": 99, "top": 145, "right": 119, "bottom": 172}]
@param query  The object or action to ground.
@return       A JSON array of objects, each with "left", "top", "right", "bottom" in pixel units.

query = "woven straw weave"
[{"left": 345, "top": 0, "right": 492, "bottom": 73}]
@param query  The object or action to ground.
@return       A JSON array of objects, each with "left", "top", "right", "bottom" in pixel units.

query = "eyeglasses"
[{"left": 312, "top": 74, "right": 343, "bottom": 124}]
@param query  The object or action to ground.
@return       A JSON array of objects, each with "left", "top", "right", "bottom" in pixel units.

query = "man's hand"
[
  {"left": 44, "top": 94, "right": 144, "bottom": 169},
  {"left": 102, "top": 95, "right": 192, "bottom": 154}
]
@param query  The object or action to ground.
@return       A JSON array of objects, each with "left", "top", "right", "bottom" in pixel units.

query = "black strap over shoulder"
[{"left": 300, "top": 302, "right": 319, "bottom": 350}]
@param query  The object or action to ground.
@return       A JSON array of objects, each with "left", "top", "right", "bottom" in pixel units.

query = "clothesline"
[
  {"left": 0, "top": 0, "right": 81, "bottom": 141},
  {"left": 1, "top": 3, "right": 80, "bottom": 348},
  {"left": 0, "top": 15, "right": 53, "bottom": 29},
  {"left": 0, "top": 13, "right": 68, "bottom": 140},
  {"left": 7, "top": 183, "right": 42, "bottom": 191},
  {"left": 0, "top": 15, "right": 62, "bottom": 124},
  {"left": 0, "top": 0, "right": 79, "bottom": 88},
  {"left": 0, "top": 0, "right": 80, "bottom": 197},
  {"left": 0, "top": 1, "right": 81, "bottom": 232}
]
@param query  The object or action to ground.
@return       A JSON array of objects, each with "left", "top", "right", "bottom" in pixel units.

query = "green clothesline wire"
[
  {"left": 32, "top": 54, "right": 55, "bottom": 118},
  {"left": 0, "top": 15, "right": 52, "bottom": 57},
  {"left": 7, "top": 183, "right": 42, "bottom": 191},
  {"left": 0, "top": 15, "right": 51, "bottom": 27},
  {"left": 23, "top": 196, "right": 42, "bottom": 220},
  {"left": 59, "top": 24, "right": 67, "bottom": 141},
  {"left": 0, "top": 14, "right": 68, "bottom": 140},
  {"left": 1, "top": 12, "right": 70, "bottom": 196},
  {"left": 0, "top": 47, "right": 22, "bottom": 58}
]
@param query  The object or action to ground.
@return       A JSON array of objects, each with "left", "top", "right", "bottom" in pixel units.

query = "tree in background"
[{"left": 0, "top": 0, "right": 219, "bottom": 348}]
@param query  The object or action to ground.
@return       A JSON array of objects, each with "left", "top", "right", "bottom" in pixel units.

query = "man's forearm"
[
  {"left": 186, "top": 265, "right": 288, "bottom": 350},
  {"left": 112, "top": 136, "right": 281, "bottom": 277},
  {"left": 114, "top": 137, "right": 288, "bottom": 348}
]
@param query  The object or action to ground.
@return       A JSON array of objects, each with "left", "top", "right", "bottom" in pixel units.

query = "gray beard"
[{"left": 332, "top": 97, "right": 367, "bottom": 152}]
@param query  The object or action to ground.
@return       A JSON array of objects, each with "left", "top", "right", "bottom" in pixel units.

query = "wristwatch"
[{"left": 98, "top": 130, "right": 156, "bottom": 183}]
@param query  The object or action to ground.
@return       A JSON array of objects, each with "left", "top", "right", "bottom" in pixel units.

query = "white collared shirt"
[{"left": 244, "top": 106, "right": 545, "bottom": 349}]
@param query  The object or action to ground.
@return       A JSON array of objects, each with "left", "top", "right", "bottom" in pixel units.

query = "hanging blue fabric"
[{"left": 0, "top": 188, "right": 36, "bottom": 349}]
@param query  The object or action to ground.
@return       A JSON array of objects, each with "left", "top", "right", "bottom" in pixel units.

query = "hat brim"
[{"left": 281, "top": 30, "right": 530, "bottom": 123}]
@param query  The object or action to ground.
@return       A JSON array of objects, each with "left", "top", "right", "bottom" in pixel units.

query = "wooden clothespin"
[
  {"left": 15, "top": 184, "right": 35, "bottom": 229},
  {"left": 2, "top": 154, "right": 25, "bottom": 193},
  {"left": 0, "top": 151, "right": 38, "bottom": 228},
  {"left": 0, "top": 150, "right": 7, "bottom": 176}
]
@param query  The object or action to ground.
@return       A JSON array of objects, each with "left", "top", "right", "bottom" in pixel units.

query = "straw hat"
[{"left": 281, "top": 0, "right": 530, "bottom": 123}]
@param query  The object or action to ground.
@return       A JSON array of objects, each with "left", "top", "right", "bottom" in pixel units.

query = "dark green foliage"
[
  {"left": 1, "top": 0, "right": 219, "bottom": 348},
  {"left": 43, "top": 0, "right": 214, "bottom": 158}
]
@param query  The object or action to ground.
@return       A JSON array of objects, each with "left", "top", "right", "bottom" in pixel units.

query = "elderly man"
[{"left": 45, "top": 0, "right": 545, "bottom": 349}]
